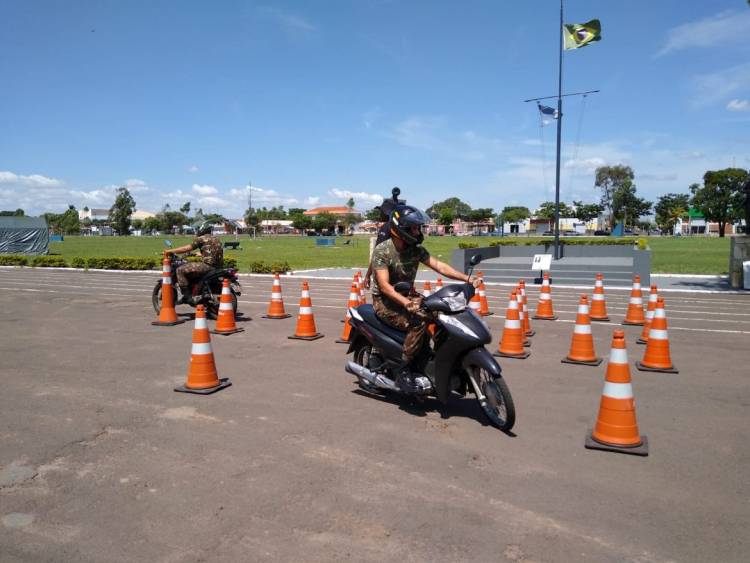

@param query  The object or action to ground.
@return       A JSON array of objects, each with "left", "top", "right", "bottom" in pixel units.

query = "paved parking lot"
[{"left": 1, "top": 267, "right": 749, "bottom": 562}]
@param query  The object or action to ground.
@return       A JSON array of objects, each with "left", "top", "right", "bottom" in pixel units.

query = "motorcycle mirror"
[
  {"left": 164, "top": 240, "right": 173, "bottom": 247},
  {"left": 469, "top": 254, "right": 482, "bottom": 266}
]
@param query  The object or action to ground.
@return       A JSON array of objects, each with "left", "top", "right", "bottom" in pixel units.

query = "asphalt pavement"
[{"left": 1, "top": 267, "right": 749, "bottom": 562}]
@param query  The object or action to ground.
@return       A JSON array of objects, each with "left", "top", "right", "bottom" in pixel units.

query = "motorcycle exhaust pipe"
[{"left": 345, "top": 361, "right": 398, "bottom": 391}]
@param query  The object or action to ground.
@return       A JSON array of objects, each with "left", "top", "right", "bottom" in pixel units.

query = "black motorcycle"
[
  {"left": 344, "top": 256, "right": 515, "bottom": 432},
  {"left": 151, "top": 241, "right": 242, "bottom": 320}
]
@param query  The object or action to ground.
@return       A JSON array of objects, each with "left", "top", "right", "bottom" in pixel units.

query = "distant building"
[
  {"left": 303, "top": 206, "right": 362, "bottom": 218},
  {"left": 674, "top": 208, "right": 744, "bottom": 236}
]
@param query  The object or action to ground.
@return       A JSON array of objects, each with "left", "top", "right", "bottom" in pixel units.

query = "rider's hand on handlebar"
[
  {"left": 405, "top": 297, "right": 421, "bottom": 314},
  {"left": 468, "top": 275, "right": 482, "bottom": 288}
]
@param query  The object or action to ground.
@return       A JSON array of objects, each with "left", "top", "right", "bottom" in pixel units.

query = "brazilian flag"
[{"left": 563, "top": 19, "right": 601, "bottom": 50}]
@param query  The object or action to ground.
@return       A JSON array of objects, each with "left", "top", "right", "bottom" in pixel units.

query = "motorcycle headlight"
[
  {"left": 442, "top": 293, "right": 467, "bottom": 312},
  {"left": 437, "top": 313, "right": 479, "bottom": 339}
]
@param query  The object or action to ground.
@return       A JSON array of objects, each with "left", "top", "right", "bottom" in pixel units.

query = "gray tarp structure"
[{"left": 0, "top": 216, "right": 49, "bottom": 255}]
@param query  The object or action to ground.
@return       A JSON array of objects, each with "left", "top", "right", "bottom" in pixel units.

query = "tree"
[
  {"left": 426, "top": 197, "right": 472, "bottom": 220},
  {"left": 0, "top": 209, "right": 24, "bottom": 216},
  {"left": 364, "top": 208, "right": 382, "bottom": 221},
  {"left": 654, "top": 193, "right": 690, "bottom": 233},
  {"left": 690, "top": 168, "right": 748, "bottom": 237},
  {"left": 158, "top": 210, "right": 189, "bottom": 233},
  {"left": 572, "top": 200, "right": 604, "bottom": 223},
  {"left": 346, "top": 197, "right": 355, "bottom": 211},
  {"left": 313, "top": 211, "right": 337, "bottom": 233},
  {"left": 288, "top": 208, "right": 306, "bottom": 216},
  {"left": 290, "top": 212, "right": 312, "bottom": 232},
  {"left": 536, "top": 201, "right": 574, "bottom": 220},
  {"left": 143, "top": 217, "right": 161, "bottom": 233},
  {"left": 466, "top": 207, "right": 494, "bottom": 222},
  {"left": 499, "top": 206, "right": 531, "bottom": 224},
  {"left": 131, "top": 218, "right": 144, "bottom": 231},
  {"left": 244, "top": 207, "right": 259, "bottom": 230},
  {"left": 179, "top": 201, "right": 191, "bottom": 216},
  {"left": 59, "top": 205, "right": 80, "bottom": 235},
  {"left": 109, "top": 187, "right": 136, "bottom": 235},
  {"left": 438, "top": 208, "right": 455, "bottom": 229},
  {"left": 612, "top": 185, "right": 651, "bottom": 228},
  {"left": 595, "top": 165, "right": 635, "bottom": 226}
]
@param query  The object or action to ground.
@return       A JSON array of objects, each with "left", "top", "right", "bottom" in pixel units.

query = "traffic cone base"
[
  {"left": 525, "top": 329, "right": 536, "bottom": 337},
  {"left": 585, "top": 432, "right": 649, "bottom": 456},
  {"left": 175, "top": 378, "right": 232, "bottom": 395},
  {"left": 562, "top": 356, "right": 602, "bottom": 367},
  {"left": 532, "top": 313, "right": 557, "bottom": 320},
  {"left": 289, "top": 333, "right": 324, "bottom": 341},
  {"left": 590, "top": 316, "right": 610, "bottom": 322},
  {"left": 622, "top": 319, "right": 644, "bottom": 326},
  {"left": 263, "top": 312, "right": 291, "bottom": 319},
  {"left": 635, "top": 361, "right": 679, "bottom": 374},
  {"left": 152, "top": 318, "right": 185, "bottom": 326},
  {"left": 636, "top": 336, "right": 648, "bottom": 345},
  {"left": 212, "top": 326, "right": 244, "bottom": 335},
  {"left": 493, "top": 350, "right": 531, "bottom": 359}
]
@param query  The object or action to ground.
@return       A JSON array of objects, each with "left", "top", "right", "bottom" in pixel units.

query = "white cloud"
[
  {"left": 123, "top": 178, "right": 149, "bottom": 193},
  {"left": 304, "top": 196, "right": 320, "bottom": 206},
  {"left": 197, "top": 196, "right": 232, "bottom": 208},
  {"left": 692, "top": 62, "right": 750, "bottom": 107},
  {"left": 192, "top": 184, "right": 218, "bottom": 195},
  {"left": 328, "top": 188, "right": 382, "bottom": 204},
  {"left": 656, "top": 10, "right": 750, "bottom": 57},
  {"left": 228, "top": 185, "right": 299, "bottom": 206},
  {"left": 187, "top": 165, "right": 199, "bottom": 173},
  {"left": 0, "top": 171, "right": 63, "bottom": 188},
  {"left": 259, "top": 6, "right": 315, "bottom": 33},
  {"left": 727, "top": 99, "right": 750, "bottom": 112},
  {"left": 69, "top": 189, "right": 113, "bottom": 204}
]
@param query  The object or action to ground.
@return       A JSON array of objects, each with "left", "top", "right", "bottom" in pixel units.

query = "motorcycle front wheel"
[
  {"left": 152, "top": 280, "right": 178, "bottom": 314},
  {"left": 468, "top": 366, "right": 515, "bottom": 432},
  {"left": 352, "top": 343, "right": 383, "bottom": 394},
  {"left": 205, "top": 285, "right": 238, "bottom": 320}
]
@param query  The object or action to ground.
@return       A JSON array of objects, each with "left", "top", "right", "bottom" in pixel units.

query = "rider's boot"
[
  {"left": 394, "top": 364, "right": 419, "bottom": 394},
  {"left": 179, "top": 286, "right": 194, "bottom": 305}
]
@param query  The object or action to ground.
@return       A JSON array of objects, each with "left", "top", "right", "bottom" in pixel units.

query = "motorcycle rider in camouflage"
[
  {"left": 165, "top": 221, "right": 224, "bottom": 305},
  {"left": 371, "top": 204, "right": 481, "bottom": 393}
]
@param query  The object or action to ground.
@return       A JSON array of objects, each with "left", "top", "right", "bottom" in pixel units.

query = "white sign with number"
[{"left": 531, "top": 254, "right": 552, "bottom": 271}]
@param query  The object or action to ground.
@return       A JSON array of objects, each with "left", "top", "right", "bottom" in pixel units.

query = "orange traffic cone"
[
  {"left": 211, "top": 279, "right": 244, "bottom": 335},
  {"left": 516, "top": 285, "right": 530, "bottom": 347},
  {"left": 174, "top": 305, "right": 231, "bottom": 394},
  {"left": 637, "top": 285, "right": 658, "bottom": 345},
  {"left": 533, "top": 272, "right": 557, "bottom": 320},
  {"left": 469, "top": 290, "right": 482, "bottom": 316},
  {"left": 562, "top": 295, "right": 602, "bottom": 366},
  {"left": 518, "top": 280, "right": 535, "bottom": 337},
  {"left": 436, "top": 277, "right": 443, "bottom": 289},
  {"left": 478, "top": 281, "right": 493, "bottom": 316},
  {"left": 423, "top": 280, "right": 433, "bottom": 297},
  {"left": 636, "top": 297, "right": 678, "bottom": 373},
  {"left": 289, "top": 281, "right": 324, "bottom": 340},
  {"left": 336, "top": 282, "right": 361, "bottom": 344},
  {"left": 622, "top": 275, "right": 645, "bottom": 325},
  {"left": 152, "top": 257, "right": 185, "bottom": 326},
  {"left": 263, "top": 274, "right": 291, "bottom": 319},
  {"left": 589, "top": 273, "right": 610, "bottom": 322},
  {"left": 585, "top": 330, "right": 648, "bottom": 456},
  {"left": 494, "top": 291, "right": 531, "bottom": 359}
]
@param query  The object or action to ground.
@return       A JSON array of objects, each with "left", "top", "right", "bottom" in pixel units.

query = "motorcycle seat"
[{"left": 356, "top": 304, "right": 406, "bottom": 343}]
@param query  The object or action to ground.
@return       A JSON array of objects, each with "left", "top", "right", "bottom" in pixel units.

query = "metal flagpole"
[{"left": 553, "top": 0, "right": 564, "bottom": 260}]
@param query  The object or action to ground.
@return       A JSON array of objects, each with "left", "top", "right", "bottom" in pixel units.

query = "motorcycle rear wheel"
[{"left": 468, "top": 367, "right": 515, "bottom": 432}]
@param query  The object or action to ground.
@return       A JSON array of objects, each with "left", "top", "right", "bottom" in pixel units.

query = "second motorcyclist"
[{"left": 371, "top": 204, "right": 481, "bottom": 392}]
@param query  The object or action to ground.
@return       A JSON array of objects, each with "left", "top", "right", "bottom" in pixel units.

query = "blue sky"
[{"left": 1, "top": 0, "right": 749, "bottom": 217}]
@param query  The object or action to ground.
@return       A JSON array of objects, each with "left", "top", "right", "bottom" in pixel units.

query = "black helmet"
[
  {"left": 375, "top": 188, "right": 406, "bottom": 221},
  {"left": 389, "top": 204, "right": 429, "bottom": 246},
  {"left": 194, "top": 221, "right": 212, "bottom": 236}
]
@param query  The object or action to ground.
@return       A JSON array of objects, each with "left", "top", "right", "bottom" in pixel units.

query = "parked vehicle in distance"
[{"left": 594, "top": 230, "right": 610, "bottom": 236}]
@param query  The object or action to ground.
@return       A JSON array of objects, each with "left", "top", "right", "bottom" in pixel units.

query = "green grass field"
[{"left": 44, "top": 234, "right": 731, "bottom": 274}]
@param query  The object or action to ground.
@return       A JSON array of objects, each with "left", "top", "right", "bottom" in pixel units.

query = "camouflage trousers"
[
  {"left": 176, "top": 262, "right": 213, "bottom": 288},
  {"left": 372, "top": 295, "right": 430, "bottom": 364}
]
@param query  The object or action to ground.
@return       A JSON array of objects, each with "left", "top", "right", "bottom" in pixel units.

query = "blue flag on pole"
[{"left": 537, "top": 103, "right": 560, "bottom": 125}]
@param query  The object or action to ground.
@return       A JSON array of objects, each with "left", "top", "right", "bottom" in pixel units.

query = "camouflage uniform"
[
  {"left": 176, "top": 235, "right": 224, "bottom": 287},
  {"left": 371, "top": 238, "right": 431, "bottom": 363}
]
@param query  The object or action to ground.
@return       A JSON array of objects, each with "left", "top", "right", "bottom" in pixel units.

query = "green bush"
[
  {"left": 249, "top": 260, "right": 291, "bottom": 274},
  {"left": 32, "top": 255, "right": 68, "bottom": 267},
  {"left": 85, "top": 257, "right": 158, "bottom": 270},
  {"left": 70, "top": 257, "right": 87, "bottom": 268},
  {"left": 458, "top": 242, "right": 479, "bottom": 249},
  {"left": 0, "top": 255, "right": 28, "bottom": 266}
]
